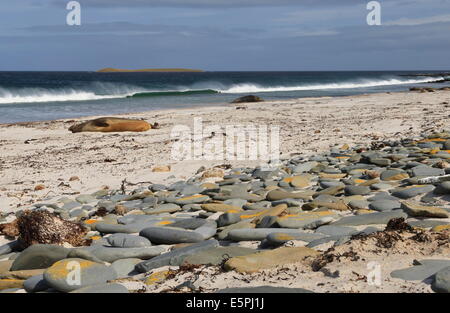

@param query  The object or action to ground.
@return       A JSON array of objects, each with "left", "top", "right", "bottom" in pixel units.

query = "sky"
[{"left": 0, "top": 0, "right": 450, "bottom": 71}]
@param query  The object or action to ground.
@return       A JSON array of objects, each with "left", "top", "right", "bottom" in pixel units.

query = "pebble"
[
  {"left": 106, "top": 234, "right": 152, "bottom": 248},
  {"left": 391, "top": 185, "right": 435, "bottom": 199},
  {"left": 139, "top": 227, "right": 205, "bottom": 244},
  {"left": 332, "top": 210, "right": 407, "bottom": 226},
  {"left": 182, "top": 247, "right": 257, "bottom": 266},
  {"left": 401, "top": 201, "right": 449, "bottom": 218}
]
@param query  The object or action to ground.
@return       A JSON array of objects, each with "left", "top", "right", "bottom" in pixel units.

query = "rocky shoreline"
[{"left": 1, "top": 130, "right": 449, "bottom": 293}]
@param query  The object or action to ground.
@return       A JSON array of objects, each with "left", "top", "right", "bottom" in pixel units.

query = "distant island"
[{"left": 97, "top": 68, "right": 203, "bottom": 73}]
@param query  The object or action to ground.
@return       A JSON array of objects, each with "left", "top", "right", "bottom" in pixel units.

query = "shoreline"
[{"left": 1, "top": 89, "right": 449, "bottom": 212}]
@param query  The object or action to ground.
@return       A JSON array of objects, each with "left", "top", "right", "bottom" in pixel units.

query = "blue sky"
[{"left": 1, "top": 0, "right": 450, "bottom": 71}]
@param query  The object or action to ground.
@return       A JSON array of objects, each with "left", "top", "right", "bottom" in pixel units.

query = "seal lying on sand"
[{"left": 69, "top": 117, "right": 154, "bottom": 133}]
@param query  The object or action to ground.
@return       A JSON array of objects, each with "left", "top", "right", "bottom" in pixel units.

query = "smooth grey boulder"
[
  {"left": 332, "top": 210, "right": 407, "bottom": 226},
  {"left": 10, "top": 244, "right": 70, "bottom": 271},
  {"left": 227, "top": 228, "right": 308, "bottom": 242},
  {"left": 265, "top": 232, "right": 327, "bottom": 245},
  {"left": 106, "top": 234, "right": 152, "bottom": 248},
  {"left": 44, "top": 258, "right": 118, "bottom": 292},
  {"left": 23, "top": 274, "right": 49, "bottom": 293},
  {"left": 432, "top": 266, "right": 450, "bottom": 293},
  {"left": 85, "top": 246, "right": 164, "bottom": 263},
  {"left": 391, "top": 185, "right": 435, "bottom": 199},
  {"left": 110, "top": 258, "right": 141, "bottom": 278},
  {"left": 135, "top": 240, "right": 219, "bottom": 273},
  {"left": 391, "top": 260, "right": 450, "bottom": 281},
  {"left": 368, "top": 200, "right": 402, "bottom": 212},
  {"left": 140, "top": 227, "right": 205, "bottom": 244},
  {"left": 315, "top": 225, "right": 358, "bottom": 237}
]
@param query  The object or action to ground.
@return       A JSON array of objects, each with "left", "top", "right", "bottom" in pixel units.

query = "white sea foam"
[{"left": 218, "top": 77, "right": 444, "bottom": 93}]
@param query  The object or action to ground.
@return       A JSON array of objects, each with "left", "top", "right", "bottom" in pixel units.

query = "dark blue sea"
[{"left": 0, "top": 71, "right": 449, "bottom": 123}]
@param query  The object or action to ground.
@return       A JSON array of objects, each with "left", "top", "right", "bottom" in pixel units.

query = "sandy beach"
[
  {"left": 1, "top": 89, "right": 449, "bottom": 294},
  {"left": 1, "top": 90, "right": 449, "bottom": 212}
]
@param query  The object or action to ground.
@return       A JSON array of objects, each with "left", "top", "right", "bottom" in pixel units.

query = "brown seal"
[{"left": 69, "top": 117, "right": 152, "bottom": 133}]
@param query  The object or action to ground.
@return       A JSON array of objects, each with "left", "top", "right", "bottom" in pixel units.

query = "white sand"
[{"left": 1, "top": 90, "right": 449, "bottom": 212}]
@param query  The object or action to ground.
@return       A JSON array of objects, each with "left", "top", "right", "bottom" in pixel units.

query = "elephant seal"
[{"left": 69, "top": 117, "right": 152, "bottom": 133}]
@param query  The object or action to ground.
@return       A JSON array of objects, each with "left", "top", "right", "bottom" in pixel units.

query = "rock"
[
  {"left": 401, "top": 201, "right": 449, "bottom": 218},
  {"left": 266, "top": 189, "right": 314, "bottom": 201},
  {"left": 69, "top": 117, "right": 151, "bottom": 133},
  {"left": 174, "top": 195, "right": 210, "bottom": 205},
  {"left": 217, "top": 286, "right": 313, "bottom": 293},
  {"left": 15, "top": 210, "right": 88, "bottom": 247},
  {"left": 391, "top": 259, "right": 450, "bottom": 281},
  {"left": 368, "top": 200, "right": 402, "bottom": 212},
  {"left": 34, "top": 184, "right": 45, "bottom": 191},
  {"left": 228, "top": 228, "right": 313, "bottom": 242},
  {"left": 391, "top": 185, "right": 435, "bottom": 199},
  {"left": 231, "top": 95, "right": 264, "bottom": 104},
  {"left": 435, "top": 181, "right": 450, "bottom": 194},
  {"left": 345, "top": 185, "right": 371, "bottom": 196},
  {"left": 0, "top": 241, "right": 20, "bottom": 256},
  {"left": 182, "top": 247, "right": 257, "bottom": 266},
  {"left": 75, "top": 194, "right": 97, "bottom": 204},
  {"left": 70, "top": 283, "right": 129, "bottom": 293},
  {"left": 23, "top": 274, "right": 49, "bottom": 293},
  {"left": 432, "top": 266, "right": 450, "bottom": 293},
  {"left": 315, "top": 225, "right": 358, "bottom": 237},
  {"left": 44, "top": 258, "right": 118, "bottom": 292},
  {"left": 380, "top": 170, "right": 409, "bottom": 181},
  {"left": 0, "top": 269, "right": 45, "bottom": 280},
  {"left": 76, "top": 246, "right": 164, "bottom": 263},
  {"left": 0, "top": 279, "right": 23, "bottom": 291},
  {"left": 411, "top": 165, "right": 445, "bottom": 178},
  {"left": 224, "top": 247, "right": 319, "bottom": 273},
  {"left": 200, "top": 203, "right": 243, "bottom": 213},
  {"left": 276, "top": 211, "right": 337, "bottom": 229},
  {"left": 106, "top": 234, "right": 152, "bottom": 248},
  {"left": 10, "top": 245, "right": 70, "bottom": 271},
  {"left": 110, "top": 258, "right": 141, "bottom": 278},
  {"left": 265, "top": 232, "right": 326, "bottom": 245},
  {"left": 139, "top": 227, "right": 204, "bottom": 244},
  {"left": 135, "top": 240, "right": 219, "bottom": 273},
  {"left": 332, "top": 210, "right": 407, "bottom": 226},
  {"left": 217, "top": 221, "right": 256, "bottom": 240}
]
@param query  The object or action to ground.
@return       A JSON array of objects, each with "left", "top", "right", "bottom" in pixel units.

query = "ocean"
[{"left": 0, "top": 71, "right": 448, "bottom": 124}]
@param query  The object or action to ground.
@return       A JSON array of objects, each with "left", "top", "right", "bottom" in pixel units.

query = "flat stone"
[
  {"left": 224, "top": 247, "right": 319, "bottom": 273},
  {"left": 432, "top": 266, "right": 450, "bottom": 293},
  {"left": 106, "top": 234, "right": 152, "bottom": 248},
  {"left": 182, "top": 247, "right": 257, "bottom": 266},
  {"left": 0, "top": 260, "right": 13, "bottom": 273},
  {"left": 70, "top": 283, "right": 129, "bottom": 293},
  {"left": 276, "top": 211, "right": 337, "bottom": 229},
  {"left": 369, "top": 200, "right": 402, "bottom": 212},
  {"left": 401, "top": 201, "right": 449, "bottom": 218},
  {"left": 227, "top": 228, "right": 313, "bottom": 242},
  {"left": 75, "top": 194, "right": 97, "bottom": 204},
  {"left": 217, "top": 221, "right": 256, "bottom": 240},
  {"left": 44, "top": 258, "right": 118, "bottom": 292},
  {"left": 80, "top": 246, "right": 164, "bottom": 263},
  {"left": 174, "top": 195, "right": 210, "bottom": 205},
  {"left": 0, "top": 269, "right": 45, "bottom": 280},
  {"left": 140, "top": 227, "right": 205, "bottom": 244},
  {"left": 391, "top": 185, "right": 435, "bottom": 199},
  {"left": 10, "top": 245, "right": 70, "bottom": 271},
  {"left": 332, "top": 210, "right": 407, "bottom": 226},
  {"left": 110, "top": 258, "right": 141, "bottom": 278},
  {"left": 411, "top": 165, "right": 445, "bottom": 178},
  {"left": 135, "top": 240, "right": 219, "bottom": 273},
  {"left": 143, "top": 203, "right": 182, "bottom": 215},
  {"left": 265, "top": 232, "right": 327, "bottom": 245},
  {"left": 200, "top": 203, "right": 243, "bottom": 213},
  {"left": 0, "top": 241, "right": 19, "bottom": 256},
  {"left": 266, "top": 189, "right": 314, "bottom": 201},
  {"left": 23, "top": 274, "right": 49, "bottom": 293},
  {"left": 217, "top": 286, "right": 313, "bottom": 293},
  {"left": 169, "top": 218, "right": 207, "bottom": 229},
  {"left": 380, "top": 170, "right": 409, "bottom": 181},
  {"left": 391, "top": 259, "right": 450, "bottom": 281},
  {"left": 0, "top": 279, "right": 23, "bottom": 291},
  {"left": 345, "top": 185, "right": 371, "bottom": 196},
  {"left": 315, "top": 225, "right": 358, "bottom": 237}
]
